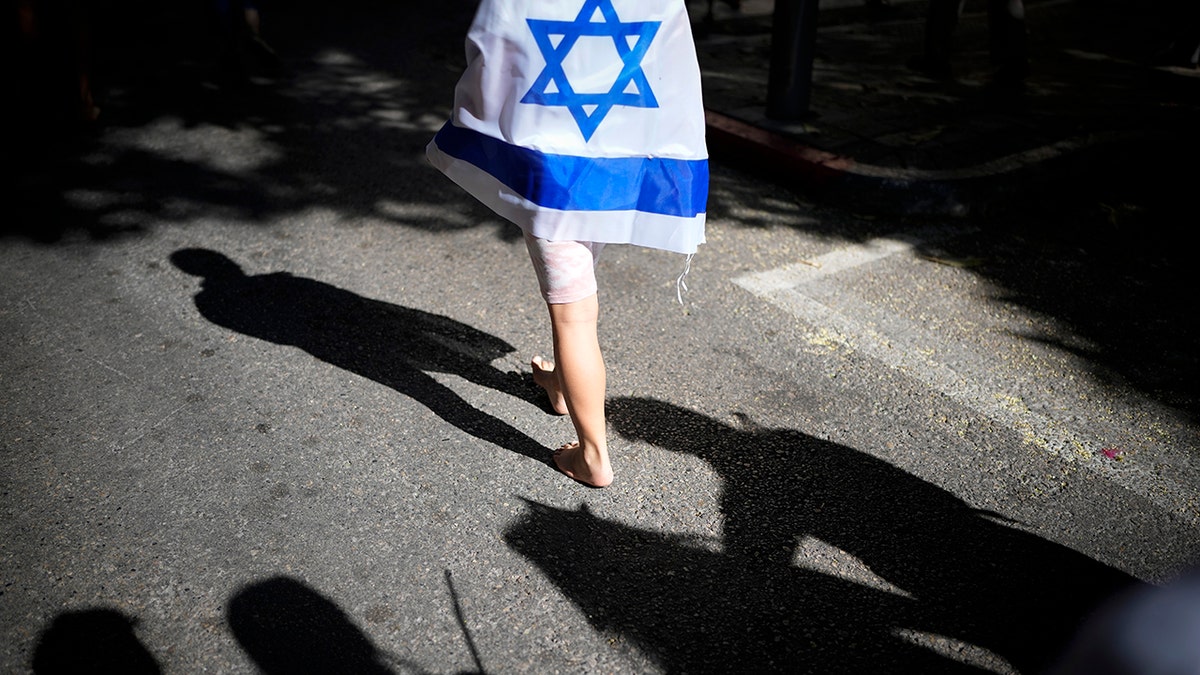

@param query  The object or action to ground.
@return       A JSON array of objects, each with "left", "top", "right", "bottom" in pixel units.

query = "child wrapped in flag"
[{"left": 427, "top": 0, "right": 708, "bottom": 487}]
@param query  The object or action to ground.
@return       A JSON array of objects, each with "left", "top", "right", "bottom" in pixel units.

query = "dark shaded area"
[
  {"left": 171, "top": 248, "right": 551, "bottom": 461},
  {"left": 695, "top": 0, "right": 1199, "bottom": 423},
  {"left": 960, "top": 144, "right": 1200, "bottom": 421},
  {"left": 227, "top": 576, "right": 394, "bottom": 674},
  {"left": 6, "top": 0, "right": 483, "bottom": 242},
  {"left": 697, "top": 0, "right": 1200, "bottom": 420},
  {"left": 709, "top": 153, "right": 1200, "bottom": 422},
  {"left": 32, "top": 608, "right": 161, "bottom": 674},
  {"left": 697, "top": 0, "right": 1199, "bottom": 171},
  {"left": 1051, "top": 566, "right": 1200, "bottom": 675},
  {"left": 504, "top": 397, "right": 1138, "bottom": 673}
]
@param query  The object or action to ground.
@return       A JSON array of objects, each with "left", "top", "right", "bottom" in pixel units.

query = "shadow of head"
[
  {"left": 33, "top": 608, "right": 160, "bottom": 674},
  {"left": 170, "top": 248, "right": 246, "bottom": 281},
  {"left": 227, "top": 576, "right": 392, "bottom": 675},
  {"left": 169, "top": 247, "right": 517, "bottom": 364},
  {"left": 607, "top": 396, "right": 750, "bottom": 457},
  {"left": 608, "top": 396, "right": 842, "bottom": 477}
]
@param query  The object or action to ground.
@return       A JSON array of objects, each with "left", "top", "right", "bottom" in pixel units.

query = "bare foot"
[
  {"left": 531, "top": 356, "right": 568, "bottom": 415},
  {"left": 553, "top": 442, "right": 613, "bottom": 488}
]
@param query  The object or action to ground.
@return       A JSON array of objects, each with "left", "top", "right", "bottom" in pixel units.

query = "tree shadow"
[
  {"left": 32, "top": 607, "right": 161, "bottom": 674},
  {"left": 503, "top": 397, "right": 1137, "bottom": 673},
  {"left": 6, "top": 0, "right": 486, "bottom": 242},
  {"left": 958, "top": 140, "right": 1200, "bottom": 420},
  {"left": 170, "top": 248, "right": 551, "bottom": 463}
]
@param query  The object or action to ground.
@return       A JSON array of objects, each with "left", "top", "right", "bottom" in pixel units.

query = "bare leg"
[
  {"left": 546, "top": 293, "right": 612, "bottom": 487},
  {"left": 531, "top": 355, "right": 568, "bottom": 415}
]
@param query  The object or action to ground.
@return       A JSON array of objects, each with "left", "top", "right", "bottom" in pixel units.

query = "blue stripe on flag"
[{"left": 433, "top": 123, "right": 708, "bottom": 218}]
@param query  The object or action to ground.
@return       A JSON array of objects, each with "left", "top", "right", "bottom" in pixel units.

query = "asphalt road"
[{"left": 4, "top": 1, "right": 1198, "bottom": 673}]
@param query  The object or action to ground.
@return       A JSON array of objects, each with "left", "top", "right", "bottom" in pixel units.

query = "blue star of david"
[{"left": 521, "top": 0, "right": 661, "bottom": 141}]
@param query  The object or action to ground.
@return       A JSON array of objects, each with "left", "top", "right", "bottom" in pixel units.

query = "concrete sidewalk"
[{"left": 697, "top": 0, "right": 1200, "bottom": 214}]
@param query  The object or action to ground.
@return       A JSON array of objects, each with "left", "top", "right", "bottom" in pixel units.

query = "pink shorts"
[{"left": 523, "top": 230, "right": 606, "bottom": 305}]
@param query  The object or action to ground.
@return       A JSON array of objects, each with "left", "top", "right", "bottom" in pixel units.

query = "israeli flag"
[{"left": 427, "top": 0, "right": 708, "bottom": 255}]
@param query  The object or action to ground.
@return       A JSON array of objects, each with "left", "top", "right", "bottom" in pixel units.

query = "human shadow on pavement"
[
  {"left": 32, "top": 608, "right": 161, "bottom": 674},
  {"left": 228, "top": 575, "right": 487, "bottom": 675},
  {"left": 504, "top": 397, "right": 1137, "bottom": 673},
  {"left": 228, "top": 576, "right": 394, "bottom": 674},
  {"left": 171, "top": 248, "right": 550, "bottom": 462}
]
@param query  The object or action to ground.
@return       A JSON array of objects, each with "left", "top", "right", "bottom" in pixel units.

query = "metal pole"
[{"left": 767, "top": 0, "right": 819, "bottom": 120}]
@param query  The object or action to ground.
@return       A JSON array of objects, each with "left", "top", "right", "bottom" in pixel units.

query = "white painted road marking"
[{"left": 734, "top": 232, "right": 1198, "bottom": 522}]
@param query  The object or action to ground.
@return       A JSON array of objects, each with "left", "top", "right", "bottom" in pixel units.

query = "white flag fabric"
[{"left": 427, "top": 0, "right": 708, "bottom": 255}]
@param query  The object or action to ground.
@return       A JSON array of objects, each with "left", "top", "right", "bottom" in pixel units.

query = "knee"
[{"left": 548, "top": 295, "right": 599, "bottom": 326}]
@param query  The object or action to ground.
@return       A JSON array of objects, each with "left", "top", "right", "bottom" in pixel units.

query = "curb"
[
  {"left": 705, "top": 110, "right": 970, "bottom": 216},
  {"left": 704, "top": 110, "right": 1164, "bottom": 217}
]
